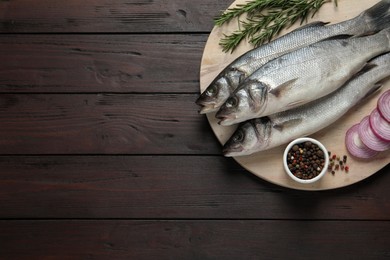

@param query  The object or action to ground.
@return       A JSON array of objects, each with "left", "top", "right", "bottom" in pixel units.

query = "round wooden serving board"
[{"left": 200, "top": 0, "right": 390, "bottom": 190}]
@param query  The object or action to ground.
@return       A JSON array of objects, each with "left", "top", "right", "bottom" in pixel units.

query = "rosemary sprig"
[
  {"left": 215, "top": 0, "right": 337, "bottom": 53},
  {"left": 214, "top": 0, "right": 287, "bottom": 26}
]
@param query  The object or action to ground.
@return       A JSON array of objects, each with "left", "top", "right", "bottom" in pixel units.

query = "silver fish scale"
[
  {"left": 223, "top": 53, "right": 390, "bottom": 157},
  {"left": 198, "top": 0, "right": 390, "bottom": 114},
  {"left": 260, "top": 52, "right": 390, "bottom": 152},
  {"left": 234, "top": 22, "right": 356, "bottom": 77},
  {"left": 234, "top": 0, "right": 390, "bottom": 78},
  {"left": 223, "top": 28, "right": 390, "bottom": 125}
]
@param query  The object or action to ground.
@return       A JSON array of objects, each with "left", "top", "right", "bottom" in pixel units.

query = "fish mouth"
[
  {"left": 195, "top": 96, "right": 218, "bottom": 114},
  {"left": 222, "top": 144, "right": 243, "bottom": 157},
  {"left": 215, "top": 111, "right": 236, "bottom": 126},
  {"left": 198, "top": 104, "right": 218, "bottom": 114}
]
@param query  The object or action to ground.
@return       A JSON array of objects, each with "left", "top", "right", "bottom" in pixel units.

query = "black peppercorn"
[{"left": 286, "top": 141, "right": 326, "bottom": 180}]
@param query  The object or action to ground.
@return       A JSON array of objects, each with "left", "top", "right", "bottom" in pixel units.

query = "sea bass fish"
[
  {"left": 216, "top": 27, "right": 390, "bottom": 126},
  {"left": 222, "top": 52, "right": 390, "bottom": 157},
  {"left": 196, "top": 0, "right": 390, "bottom": 114}
]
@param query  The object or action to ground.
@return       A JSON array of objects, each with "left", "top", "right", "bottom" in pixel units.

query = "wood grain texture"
[
  {"left": 0, "top": 0, "right": 389, "bottom": 258},
  {"left": 0, "top": 94, "right": 220, "bottom": 154},
  {"left": 0, "top": 34, "right": 206, "bottom": 93},
  {"left": 0, "top": 156, "right": 389, "bottom": 219},
  {"left": 0, "top": 0, "right": 230, "bottom": 33},
  {"left": 1, "top": 220, "right": 390, "bottom": 259}
]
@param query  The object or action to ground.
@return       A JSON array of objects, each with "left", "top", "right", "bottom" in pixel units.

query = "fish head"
[
  {"left": 216, "top": 80, "right": 268, "bottom": 126},
  {"left": 196, "top": 69, "right": 245, "bottom": 114},
  {"left": 223, "top": 118, "right": 272, "bottom": 157}
]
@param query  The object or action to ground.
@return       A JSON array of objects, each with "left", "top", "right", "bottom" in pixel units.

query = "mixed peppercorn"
[
  {"left": 328, "top": 152, "right": 349, "bottom": 174},
  {"left": 286, "top": 141, "right": 326, "bottom": 180}
]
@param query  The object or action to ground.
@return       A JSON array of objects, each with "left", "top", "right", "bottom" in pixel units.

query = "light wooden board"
[{"left": 200, "top": 0, "right": 390, "bottom": 190}]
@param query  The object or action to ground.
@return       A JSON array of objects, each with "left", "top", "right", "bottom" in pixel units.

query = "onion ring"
[
  {"left": 345, "top": 124, "right": 379, "bottom": 159},
  {"left": 377, "top": 90, "right": 390, "bottom": 122},
  {"left": 369, "top": 108, "right": 390, "bottom": 142},
  {"left": 358, "top": 116, "right": 390, "bottom": 152}
]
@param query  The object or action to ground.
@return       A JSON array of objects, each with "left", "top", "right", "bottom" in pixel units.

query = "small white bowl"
[{"left": 283, "top": 137, "right": 329, "bottom": 184}]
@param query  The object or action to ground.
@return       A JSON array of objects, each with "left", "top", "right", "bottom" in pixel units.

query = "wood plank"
[
  {"left": 1, "top": 220, "right": 390, "bottom": 259},
  {"left": 0, "top": 94, "right": 219, "bottom": 154},
  {"left": 0, "top": 0, "right": 230, "bottom": 33},
  {"left": 0, "top": 34, "right": 207, "bottom": 93},
  {"left": 0, "top": 156, "right": 389, "bottom": 219}
]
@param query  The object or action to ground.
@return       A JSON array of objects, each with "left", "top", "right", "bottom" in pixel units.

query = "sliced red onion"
[
  {"left": 345, "top": 124, "right": 379, "bottom": 159},
  {"left": 358, "top": 116, "right": 390, "bottom": 152},
  {"left": 377, "top": 90, "right": 390, "bottom": 122},
  {"left": 369, "top": 108, "right": 390, "bottom": 142}
]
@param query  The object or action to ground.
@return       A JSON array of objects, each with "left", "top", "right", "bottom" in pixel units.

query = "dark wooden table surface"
[{"left": 0, "top": 1, "right": 389, "bottom": 259}]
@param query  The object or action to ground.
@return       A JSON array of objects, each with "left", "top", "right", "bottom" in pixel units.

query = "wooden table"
[{"left": 0, "top": 1, "right": 389, "bottom": 259}]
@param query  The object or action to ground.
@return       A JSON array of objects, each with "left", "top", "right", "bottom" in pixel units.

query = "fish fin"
[
  {"left": 344, "top": 63, "right": 378, "bottom": 85},
  {"left": 362, "top": 62, "right": 378, "bottom": 71},
  {"left": 336, "top": 63, "right": 379, "bottom": 96},
  {"left": 356, "top": 62, "right": 378, "bottom": 77},
  {"left": 367, "top": 51, "right": 390, "bottom": 63},
  {"left": 273, "top": 118, "right": 303, "bottom": 132},
  {"left": 269, "top": 78, "right": 298, "bottom": 98},
  {"left": 318, "top": 34, "right": 353, "bottom": 42},
  {"left": 286, "top": 99, "right": 306, "bottom": 109},
  {"left": 296, "top": 21, "right": 329, "bottom": 30},
  {"left": 349, "top": 61, "right": 382, "bottom": 86},
  {"left": 365, "top": 83, "right": 383, "bottom": 99}
]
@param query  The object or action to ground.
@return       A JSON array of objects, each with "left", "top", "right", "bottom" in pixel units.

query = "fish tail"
[{"left": 360, "top": 0, "right": 390, "bottom": 33}]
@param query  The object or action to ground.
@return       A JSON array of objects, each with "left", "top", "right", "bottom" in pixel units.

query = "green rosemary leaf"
[
  {"left": 215, "top": 0, "right": 337, "bottom": 53},
  {"left": 214, "top": 0, "right": 295, "bottom": 26}
]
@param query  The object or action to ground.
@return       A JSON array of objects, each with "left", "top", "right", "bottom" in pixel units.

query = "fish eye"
[
  {"left": 233, "top": 130, "right": 244, "bottom": 143},
  {"left": 226, "top": 96, "right": 238, "bottom": 108},
  {"left": 206, "top": 85, "right": 217, "bottom": 97}
]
